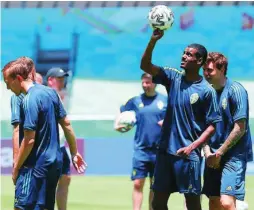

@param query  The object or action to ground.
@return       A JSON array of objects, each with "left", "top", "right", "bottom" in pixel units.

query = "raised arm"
[{"left": 140, "top": 29, "right": 164, "bottom": 76}]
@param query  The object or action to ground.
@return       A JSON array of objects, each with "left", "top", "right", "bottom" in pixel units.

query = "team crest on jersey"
[
  {"left": 226, "top": 186, "right": 232, "bottom": 191},
  {"left": 222, "top": 98, "right": 227, "bottom": 110},
  {"left": 132, "top": 169, "right": 137, "bottom": 176},
  {"left": 157, "top": 101, "right": 164, "bottom": 110},
  {"left": 139, "top": 103, "right": 144, "bottom": 108},
  {"left": 190, "top": 93, "right": 199, "bottom": 104}
]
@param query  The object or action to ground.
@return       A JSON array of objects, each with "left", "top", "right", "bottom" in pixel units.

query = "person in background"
[
  {"left": 115, "top": 73, "right": 167, "bottom": 210},
  {"left": 46, "top": 67, "right": 72, "bottom": 210}
]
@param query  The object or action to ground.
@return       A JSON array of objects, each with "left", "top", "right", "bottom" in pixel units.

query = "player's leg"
[
  {"left": 148, "top": 160, "right": 157, "bottom": 210},
  {"left": 56, "top": 147, "right": 71, "bottom": 210},
  {"left": 131, "top": 157, "right": 149, "bottom": 210},
  {"left": 220, "top": 195, "right": 236, "bottom": 210},
  {"left": 45, "top": 163, "right": 62, "bottom": 210},
  {"left": 220, "top": 158, "right": 247, "bottom": 210},
  {"left": 14, "top": 167, "right": 38, "bottom": 210},
  {"left": 209, "top": 196, "right": 223, "bottom": 210},
  {"left": 148, "top": 178, "right": 154, "bottom": 210},
  {"left": 184, "top": 194, "right": 201, "bottom": 210},
  {"left": 56, "top": 175, "right": 71, "bottom": 210},
  {"left": 133, "top": 178, "right": 146, "bottom": 210},
  {"left": 151, "top": 151, "right": 174, "bottom": 210},
  {"left": 173, "top": 156, "right": 202, "bottom": 210},
  {"left": 202, "top": 163, "right": 223, "bottom": 210}
]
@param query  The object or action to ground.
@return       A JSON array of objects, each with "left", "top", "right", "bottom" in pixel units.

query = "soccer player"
[
  {"left": 10, "top": 57, "right": 37, "bottom": 166},
  {"left": 202, "top": 52, "right": 253, "bottom": 210},
  {"left": 140, "top": 29, "right": 221, "bottom": 210},
  {"left": 46, "top": 67, "right": 71, "bottom": 210},
  {"left": 2, "top": 58, "right": 86, "bottom": 210},
  {"left": 115, "top": 73, "right": 167, "bottom": 210}
]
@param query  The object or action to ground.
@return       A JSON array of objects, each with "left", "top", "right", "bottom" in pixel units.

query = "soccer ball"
[
  {"left": 236, "top": 200, "right": 248, "bottom": 210},
  {"left": 148, "top": 5, "right": 174, "bottom": 30},
  {"left": 118, "top": 111, "right": 136, "bottom": 129}
]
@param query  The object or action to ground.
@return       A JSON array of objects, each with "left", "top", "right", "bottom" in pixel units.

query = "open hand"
[{"left": 72, "top": 153, "right": 87, "bottom": 174}]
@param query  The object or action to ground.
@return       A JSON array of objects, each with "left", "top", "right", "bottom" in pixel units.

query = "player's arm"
[
  {"left": 177, "top": 125, "right": 216, "bottom": 157},
  {"left": 56, "top": 91, "right": 86, "bottom": 173},
  {"left": 10, "top": 95, "right": 21, "bottom": 164},
  {"left": 189, "top": 125, "right": 215, "bottom": 151},
  {"left": 59, "top": 117, "right": 77, "bottom": 156},
  {"left": 14, "top": 130, "right": 35, "bottom": 171},
  {"left": 217, "top": 119, "right": 246, "bottom": 156},
  {"left": 177, "top": 87, "right": 221, "bottom": 157},
  {"left": 217, "top": 84, "right": 248, "bottom": 156},
  {"left": 59, "top": 116, "right": 87, "bottom": 173},
  {"left": 140, "top": 30, "right": 164, "bottom": 76},
  {"left": 12, "top": 123, "right": 19, "bottom": 164}
]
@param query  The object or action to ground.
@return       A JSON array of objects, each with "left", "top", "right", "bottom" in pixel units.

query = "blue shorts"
[
  {"left": 61, "top": 146, "right": 71, "bottom": 176},
  {"left": 152, "top": 152, "right": 201, "bottom": 195},
  {"left": 131, "top": 157, "right": 156, "bottom": 180},
  {"left": 14, "top": 165, "right": 61, "bottom": 210},
  {"left": 202, "top": 158, "right": 247, "bottom": 201}
]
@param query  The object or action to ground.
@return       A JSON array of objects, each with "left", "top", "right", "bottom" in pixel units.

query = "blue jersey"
[
  {"left": 120, "top": 93, "right": 167, "bottom": 161},
  {"left": 153, "top": 67, "right": 221, "bottom": 161},
  {"left": 209, "top": 79, "right": 253, "bottom": 162},
  {"left": 19, "top": 84, "right": 67, "bottom": 178},
  {"left": 10, "top": 94, "right": 24, "bottom": 125}
]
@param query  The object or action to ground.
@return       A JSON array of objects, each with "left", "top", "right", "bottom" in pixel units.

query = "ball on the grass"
[{"left": 148, "top": 5, "right": 174, "bottom": 31}]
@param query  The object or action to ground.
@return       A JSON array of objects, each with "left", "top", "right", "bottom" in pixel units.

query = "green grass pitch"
[{"left": 1, "top": 175, "right": 254, "bottom": 210}]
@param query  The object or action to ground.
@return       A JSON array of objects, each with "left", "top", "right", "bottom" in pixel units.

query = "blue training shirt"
[
  {"left": 19, "top": 84, "right": 67, "bottom": 178},
  {"left": 153, "top": 67, "right": 221, "bottom": 161},
  {"left": 209, "top": 79, "right": 253, "bottom": 162},
  {"left": 120, "top": 92, "right": 167, "bottom": 161},
  {"left": 11, "top": 94, "right": 25, "bottom": 125}
]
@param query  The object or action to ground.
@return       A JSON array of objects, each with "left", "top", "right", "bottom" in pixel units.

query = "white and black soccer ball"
[
  {"left": 236, "top": 200, "right": 248, "bottom": 210},
  {"left": 118, "top": 111, "right": 136, "bottom": 129},
  {"left": 148, "top": 5, "right": 174, "bottom": 31}
]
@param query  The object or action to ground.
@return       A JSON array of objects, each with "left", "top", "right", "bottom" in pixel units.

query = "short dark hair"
[
  {"left": 141, "top": 73, "right": 153, "bottom": 79},
  {"left": 206, "top": 52, "right": 228, "bottom": 75},
  {"left": 188, "top": 43, "right": 208, "bottom": 65}
]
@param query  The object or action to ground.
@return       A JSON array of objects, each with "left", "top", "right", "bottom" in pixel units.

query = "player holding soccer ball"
[
  {"left": 115, "top": 73, "right": 167, "bottom": 210},
  {"left": 142, "top": 6, "right": 221, "bottom": 210},
  {"left": 202, "top": 52, "right": 253, "bottom": 210}
]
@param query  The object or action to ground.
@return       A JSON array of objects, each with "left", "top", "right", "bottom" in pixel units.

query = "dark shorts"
[
  {"left": 60, "top": 146, "right": 71, "bottom": 176},
  {"left": 152, "top": 152, "right": 202, "bottom": 195},
  {"left": 131, "top": 157, "right": 156, "bottom": 180},
  {"left": 14, "top": 165, "right": 61, "bottom": 210},
  {"left": 203, "top": 158, "right": 247, "bottom": 201}
]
